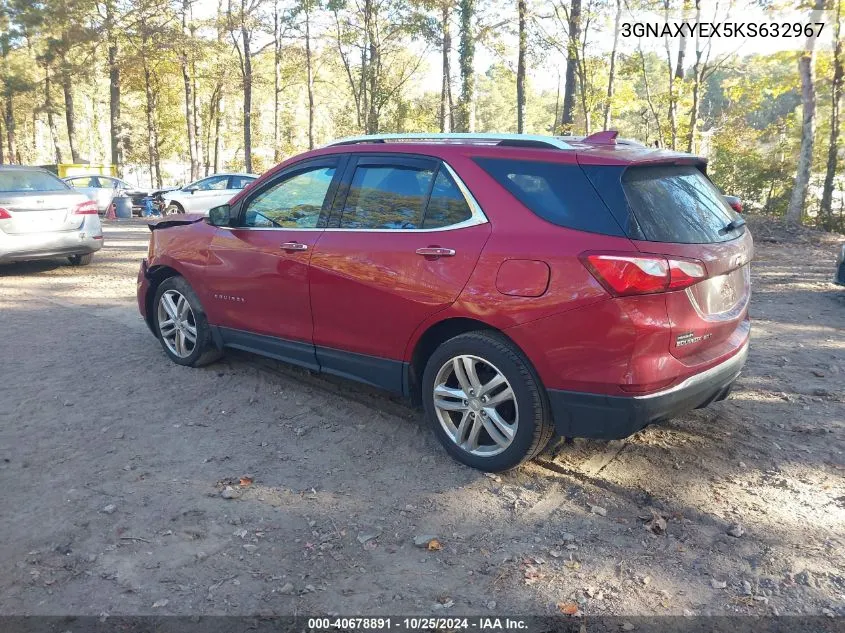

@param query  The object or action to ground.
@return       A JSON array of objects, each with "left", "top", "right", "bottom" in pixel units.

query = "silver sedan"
[{"left": 0, "top": 166, "right": 104, "bottom": 266}]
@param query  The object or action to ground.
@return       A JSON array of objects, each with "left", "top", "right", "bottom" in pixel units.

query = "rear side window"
[
  {"left": 473, "top": 158, "right": 624, "bottom": 236},
  {"left": 230, "top": 175, "right": 255, "bottom": 190},
  {"left": 0, "top": 170, "right": 69, "bottom": 193},
  {"left": 341, "top": 165, "right": 434, "bottom": 230},
  {"left": 622, "top": 165, "right": 742, "bottom": 244},
  {"left": 423, "top": 169, "right": 472, "bottom": 229}
]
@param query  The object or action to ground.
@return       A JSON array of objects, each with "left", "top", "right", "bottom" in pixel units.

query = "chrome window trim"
[{"left": 228, "top": 159, "right": 488, "bottom": 233}]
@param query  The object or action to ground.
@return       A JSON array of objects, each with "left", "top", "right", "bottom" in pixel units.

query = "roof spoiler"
[{"left": 582, "top": 130, "right": 619, "bottom": 145}]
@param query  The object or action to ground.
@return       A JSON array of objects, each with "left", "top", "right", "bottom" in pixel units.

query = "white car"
[{"left": 162, "top": 173, "right": 258, "bottom": 215}]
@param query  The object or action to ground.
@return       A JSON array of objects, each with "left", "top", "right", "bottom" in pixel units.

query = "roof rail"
[{"left": 324, "top": 133, "right": 575, "bottom": 150}]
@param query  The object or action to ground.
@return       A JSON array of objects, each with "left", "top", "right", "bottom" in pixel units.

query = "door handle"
[
  {"left": 416, "top": 247, "right": 455, "bottom": 257},
  {"left": 280, "top": 242, "right": 309, "bottom": 252}
]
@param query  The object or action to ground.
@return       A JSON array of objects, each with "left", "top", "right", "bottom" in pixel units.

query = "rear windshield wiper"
[{"left": 719, "top": 216, "right": 746, "bottom": 235}]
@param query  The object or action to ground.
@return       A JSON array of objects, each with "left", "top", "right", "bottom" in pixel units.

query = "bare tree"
[
  {"left": 603, "top": 0, "right": 622, "bottom": 129},
  {"left": 786, "top": 0, "right": 826, "bottom": 225},
  {"left": 458, "top": 0, "right": 476, "bottom": 131},
  {"left": 516, "top": 0, "right": 527, "bottom": 132},
  {"left": 820, "top": 0, "right": 842, "bottom": 228},
  {"left": 439, "top": 0, "right": 453, "bottom": 132}
]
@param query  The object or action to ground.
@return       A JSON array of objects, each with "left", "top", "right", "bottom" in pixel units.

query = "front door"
[
  {"left": 202, "top": 158, "right": 342, "bottom": 369},
  {"left": 309, "top": 155, "right": 491, "bottom": 391}
]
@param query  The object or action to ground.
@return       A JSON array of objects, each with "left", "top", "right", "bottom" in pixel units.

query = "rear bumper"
[
  {"left": 0, "top": 218, "right": 103, "bottom": 263},
  {"left": 548, "top": 340, "right": 749, "bottom": 439}
]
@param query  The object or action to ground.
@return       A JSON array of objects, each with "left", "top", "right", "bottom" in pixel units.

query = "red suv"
[{"left": 137, "top": 132, "right": 752, "bottom": 472}]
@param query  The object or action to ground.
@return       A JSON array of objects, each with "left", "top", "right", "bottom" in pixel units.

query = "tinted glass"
[
  {"left": 244, "top": 166, "right": 335, "bottom": 228},
  {"left": 474, "top": 158, "right": 624, "bottom": 236},
  {"left": 196, "top": 176, "right": 229, "bottom": 191},
  {"left": 423, "top": 169, "right": 472, "bottom": 229},
  {"left": 622, "top": 165, "right": 742, "bottom": 244},
  {"left": 0, "top": 170, "right": 69, "bottom": 192},
  {"left": 341, "top": 165, "right": 434, "bottom": 230},
  {"left": 230, "top": 175, "right": 255, "bottom": 190}
]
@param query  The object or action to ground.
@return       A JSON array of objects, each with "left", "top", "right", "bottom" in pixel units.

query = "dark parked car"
[
  {"left": 137, "top": 132, "right": 752, "bottom": 472},
  {"left": 835, "top": 244, "right": 845, "bottom": 286}
]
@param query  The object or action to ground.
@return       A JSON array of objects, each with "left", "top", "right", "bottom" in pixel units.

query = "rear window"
[
  {"left": 622, "top": 165, "right": 743, "bottom": 244},
  {"left": 0, "top": 170, "right": 69, "bottom": 193},
  {"left": 473, "top": 158, "right": 624, "bottom": 236}
]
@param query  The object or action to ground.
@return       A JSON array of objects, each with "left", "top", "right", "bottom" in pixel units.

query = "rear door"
[
  {"left": 0, "top": 170, "right": 87, "bottom": 234},
  {"left": 308, "top": 154, "right": 490, "bottom": 391},
  {"left": 618, "top": 164, "right": 753, "bottom": 363}
]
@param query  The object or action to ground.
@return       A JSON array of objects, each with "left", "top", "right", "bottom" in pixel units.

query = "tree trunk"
[
  {"left": 106, "top": 0, "right": 122, "bottom": 175},
  {"left": 305, "top": 5, "right": 315, "bottom": 149},
  {"left": 213, "top": 0, "right": 224, "bottom": 174},
  {"left": 273, "top": 0, "right": 281, "bottom": 162},
  {"left": 440, "top": 1, "right": 452, "bottom": 133},
  {"left": 242, "top": 16, "right": 253, "bottom": 173},
  {"left": 43, "top": 67, "right": 63, "bottom": 164},
  {"left": 820, "top": 0, "right": 842, "bottom": 228},
  {"left": 0, "top": 112, "right": 4, "bottom": 164},
  {"left": 181, "top": 0, "right": 199, "bottom": 180},
  {"left": 458, "top": 0, "right": 476, "bottom": 132},
  {"left": 786, "top": 0, "right": 825, "bottom": 225},
  {"left": 686, "top": 0, "right": 703, "bottom": 153},
  {"left": 560, "top": 0, "right": 580, "bottom": 133},
  {"left": 516, "top": 0, "right": 527, "bottom": 133},
  {"left": 142, "top": 49, "right": 161, "bottom": 189},
  {"left": 674, "top": 0, "right": 692, "bottom": 79},
  {"left": 603, "top": 0, "right": 622, "bottom": 130},
  {"left": 664, "top": 0, "right": 677, "bottom": 149},
  {"left": 60, "top": 52, "right": 80, "bottom": 162},
  {"left": 191, "top": 56, "right": 203, "bottom": 174}
]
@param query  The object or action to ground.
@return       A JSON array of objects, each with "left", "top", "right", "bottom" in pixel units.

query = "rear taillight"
[
  {"left": 0, "top": 207, "right": 11, "bottom": 219},
  {"left": 73, "top": 200, "right": 99, "bottom": 215},
  {"left": 581, "top": 252, "right": 707, "bottom": 296}
]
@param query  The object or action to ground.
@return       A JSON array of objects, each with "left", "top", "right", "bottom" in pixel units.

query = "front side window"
[
  {"left": 195, "top": 176, "right": 229, "bottom": 191},
  {"left": 243, "top": 166, "right": 335, "bottom": 228},
  {"left": 422, "top": 170, "right": 472, "bottom": 229},
  {"left": 341, "top": 165, "right": 434, "bottom": 230}
]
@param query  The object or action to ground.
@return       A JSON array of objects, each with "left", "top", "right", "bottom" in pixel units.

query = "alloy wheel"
[
  {"left": 432, "top": 354, "right": 518, "bottom": 457},
  {"left": 157, "top": 289, "right": 198, "bottom": 358}
]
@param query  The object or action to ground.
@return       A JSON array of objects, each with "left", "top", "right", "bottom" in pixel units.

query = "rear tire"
[
  {"left": 153, "top": 276, "right": 222, "bottom": 367},
  {"left": 166, "top": 202, "right": 185, "bottom": 215},
  {"left": 422, "top": 331, "right": 554, "bottom": 472},
  {"left": 67, "top": 254, "right": 94, "bottom": 266}
]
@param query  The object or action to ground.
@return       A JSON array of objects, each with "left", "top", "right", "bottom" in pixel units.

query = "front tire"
[
  {"left": 68, "top": 254, "right": 94, "bottom": 266},
  {"left": 153, "top": 276, "right": 222, "bottom": 367},
  {"left": 422, "top": 331, "right": 554, "bottom": 472}
]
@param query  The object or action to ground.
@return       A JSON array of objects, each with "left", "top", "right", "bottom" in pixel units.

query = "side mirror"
[
  {"left": 185, "top": 185, "right": 198, "bottom": 194},
  {"left": 208, "top": 204, "right": 231, "bottom": 227},
  {"left": 724, "top": 195, "right": 743, "bottom": 214}
]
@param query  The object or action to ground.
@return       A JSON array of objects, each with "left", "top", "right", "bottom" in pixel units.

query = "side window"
[
  {"left": 197, "top": 176, "right": 229, "bottom": 191},
  {"left": 340, "top": 165, "right": 434, "bottom": 230},
  {"left": 422, "top": 170, "right": 472, "bottom": 229},
  {"left": 243, "top": 166, "right": 335, "bottom": 228},
  {"left": 230, "top": 175, "right": 255, "bottom": 190}
]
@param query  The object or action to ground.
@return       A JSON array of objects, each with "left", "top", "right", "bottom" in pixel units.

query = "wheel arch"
[
  {"left": 143, "top": 264, "right": 183, "bottom": 333},
  {"left": 406, "top": 316, "right": 530, "bottom": 405}
]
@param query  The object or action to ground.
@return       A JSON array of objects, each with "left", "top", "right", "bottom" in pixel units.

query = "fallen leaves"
[
  {"left": 239, "top": 475, "right": 254, "bottom": 487},
  {"left": 557, "top": 601, "right": 580, "bottom": 615}
]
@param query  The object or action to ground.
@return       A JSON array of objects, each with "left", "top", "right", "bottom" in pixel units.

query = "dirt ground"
[{"left": 0, "top": 217, "right": 843, "bottom": 618}]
